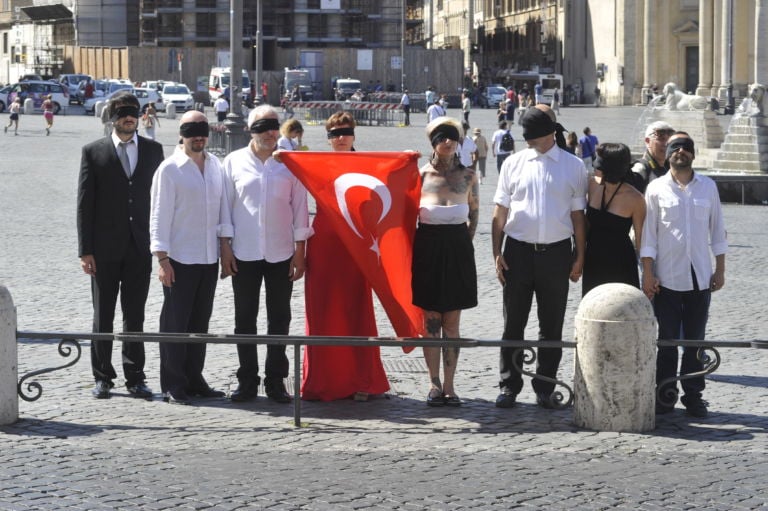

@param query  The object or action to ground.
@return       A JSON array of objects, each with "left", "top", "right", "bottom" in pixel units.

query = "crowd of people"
[{"left": 75, "top": 90, "right": 727, "bottom": 419}]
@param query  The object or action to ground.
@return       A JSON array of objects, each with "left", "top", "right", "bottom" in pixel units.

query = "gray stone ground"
[{"left": 1, "top": 105, "right": 767, "bottom": 510}]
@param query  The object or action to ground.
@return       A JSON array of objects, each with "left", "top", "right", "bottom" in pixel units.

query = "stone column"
[
  {"left": 719, "top": 0, "right": 733, "bottom": 101},
  {"left": 712, "top": 0, "right": 723, "bottom": 92},
  {"left": 696, "top": 0, "right": 715, "bottom": 96},
  {"left": 0, "top": 286, "right": 18, "bottom": 425},
  {"left": 755, "top": 0, "right": 768, "bottom": 85},
  {"left": 641, "top": 0, "right": 656, "bottom": 103},
  {"left": 573, "top": 284, "right": 657, "bottom": 433}
]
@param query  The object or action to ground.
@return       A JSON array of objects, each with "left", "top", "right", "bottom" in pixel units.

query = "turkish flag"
[{"left": 280, "top": 151, "right": 425, "bottom": 347}]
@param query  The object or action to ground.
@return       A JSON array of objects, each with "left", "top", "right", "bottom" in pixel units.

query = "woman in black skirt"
[{"left": 412, "top": 116, "right": 479, "bottom": 407}]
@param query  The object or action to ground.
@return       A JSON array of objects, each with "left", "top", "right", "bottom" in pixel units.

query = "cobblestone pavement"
[{"left": 1, "top": 106, "right": 767, "bottom": 510}]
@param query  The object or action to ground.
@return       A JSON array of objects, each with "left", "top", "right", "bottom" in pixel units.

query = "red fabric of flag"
[{"left": 280, "top": 151, "right": 424, "bottom": 347}]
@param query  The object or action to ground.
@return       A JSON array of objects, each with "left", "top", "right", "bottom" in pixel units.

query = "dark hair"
[
  {"left": 595, "top": 143, "right": 632, "bottom": 184},
  {"left": 583, "top": 127, "right": 591, "bottom": 135},
  {"left": 325, "top": 111, "right": 356, "bottom": 131},
  {"left": 108, "top": 91, "right": 140, "bottom": 118},
  {"left": 498, "top": 121, "right": 507, "bottom": 129}
]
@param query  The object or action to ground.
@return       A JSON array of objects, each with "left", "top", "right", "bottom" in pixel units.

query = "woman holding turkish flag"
[
  {"left": 301, "top": 112, "right": 390, "bottom": 401},
  {"left": 412, "top": 117, "right": 479, "bottom": 407}
]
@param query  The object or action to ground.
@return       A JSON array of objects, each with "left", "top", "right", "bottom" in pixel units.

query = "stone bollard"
[
  {"left": 0, "top": 286, "right": 18, "bottom": 425},
  {"left": 23, "top": 98, "right": 34, "bottom": 115},
  {"left": 166, "top": 103, "right": 176, "bottom": 119},
  {"left": 573, "top": 283, "right": 656, "bottom": 432},
  {"left": 94, "top": 101, "right": 106, "bottom": 119}
]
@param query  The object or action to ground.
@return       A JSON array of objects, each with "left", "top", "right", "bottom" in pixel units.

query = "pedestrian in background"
[
  {"left": 142, "top": 103, "right": 160, "bottom": 141},
  {"left": 77, "top": 91, "right": 164, "bottom": 400},
  {"left": 565, "top": 131, "right": 578, "bottom": 155},
  {"left": 42, "top": 94, "right": 54, "bottom": 136},
  {"left": 461, "top": 89, "right": 471, "bottom": 123},
  {"left": 491, "top": 120, "right": 515, "bottom": 173},
  {"left": 400, "top": 89, "right": 411, "bottom": 126},
  {"left": 277, "top": 118, "right": 304, "bottom": 151},
  {"left": 641, "top": 132, "right": 727, "bottom": 418},
  {"left": 214, "top": 95, "right": 229, "bottom": 123},
  {"left": 579, "top": 126, "right": 599, "bottom": 171},
  {"left": 5, "top": 97, "right": 21, "bottom": 135},
  {"left": 472, "top": 127, "right": 489, "bottom": 184}
]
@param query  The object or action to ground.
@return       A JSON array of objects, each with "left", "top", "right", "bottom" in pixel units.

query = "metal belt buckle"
[{"left": 532, "top": 242, "right": 547, "bottom": 252}]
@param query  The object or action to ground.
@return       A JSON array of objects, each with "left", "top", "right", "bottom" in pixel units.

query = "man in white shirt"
[
  {"left": 400, "top": 89, "right": 410, "bottom": 126},
  {"left": 461, "top": 89, "right": 471, "bottom": 123},
  {"left": 150, "top": 110, "right": 233, "bottom": 405},
  {"left": 457, "top": 120, "right": 477, "bottom": 170},
  {"left": 213, "top": 95, "right": 229, "bottom": 123},
  {"left": 640, "top": 132, "right": 727, "bottom": 418},
  {"left": 426, "top": 97, "right": 445, "bottom": 123},
  {"left": 491, "top": 105, "right": 587, "bottom": 409},
  {"left": 220, "top": 105, "right": 312, "bottom": 403}
]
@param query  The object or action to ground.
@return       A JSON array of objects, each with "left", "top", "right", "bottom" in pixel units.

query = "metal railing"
[{"left": 15, "top": 330, "right": 765, "bottom": 427}]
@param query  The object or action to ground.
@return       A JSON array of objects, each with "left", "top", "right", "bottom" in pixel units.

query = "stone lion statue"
[
  {"left": 749, "top": 83, "right": 766, "bottom": 117},
  {"left": 662, "top": 82, "right": 710, "bottom": 111}
]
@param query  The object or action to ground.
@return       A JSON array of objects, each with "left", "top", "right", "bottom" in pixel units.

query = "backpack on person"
[{"left": 500, "top": 130, "right": 515, "bottom": 152}]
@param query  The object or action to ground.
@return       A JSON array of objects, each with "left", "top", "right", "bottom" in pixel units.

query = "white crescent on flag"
[{"left": 334, "top": 173, "right": 392, "bottom": 258}]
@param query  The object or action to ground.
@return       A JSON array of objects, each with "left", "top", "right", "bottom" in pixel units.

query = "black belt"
[{"left": 509, "top": 237, "right": 571, "bottom": 252}]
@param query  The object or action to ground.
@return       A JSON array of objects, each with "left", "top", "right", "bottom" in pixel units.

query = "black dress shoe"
[
  {"left": 535, "top": 392, "right": 557, "bottom": 409},
  {"left": 126, "top": 382, "right": 153, "bottom": 399},
  {"left": 265, "top": 381, "right": 292, "bottom": 403},
  {"left": 163, "top": 392, "right": 192, "bottom": 405},
  {"left": 495, "top": 392, "right": 516, "bottom": 408},
  {"left": 230, "top": 382, "right": 259, "bottom": 402},
  {"left": 92, "top": 380, "right": 112, "bottom": 399},
  {"left": 187, "top": 385, "right": 225, "bottom": 398}
]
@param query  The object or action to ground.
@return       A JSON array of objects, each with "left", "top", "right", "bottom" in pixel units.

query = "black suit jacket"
[{"left": 77, "top": 135, "right": 165, "bottom": 261}]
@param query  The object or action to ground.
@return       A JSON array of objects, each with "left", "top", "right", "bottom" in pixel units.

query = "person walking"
[
  {"left": 472, "top": 127, "right": 489, "bottom": 184},
  {"left": 640, "top": 132, "right": 727, "bottom": 418},
  {"left": 579, "top": 127, "right": 599, "bottom": 172},
  {"left": 426, "top": 97, "right": 445, "bottom": 123},
  {"left": 220, "top": 105, "right": 311, "bottom": 404},
  {"left": 77, "top": 91, "right": 165, "bottom": 400},
  {"left": 492, "top": 105, "right": 587, "bottom": 409},
  {"left": 461, "top": 89, "right": 471, "bottom": 123},
  {"left": 400, "top": 89, "right": 411, "bottom": 126},
  {"left": 491, "top": 120, "right": 515, "bottom": 173},
  {"left": 150, "top": 110, "right": 233, "bottom": 405},
  {"left": 5, "top": 97, "right": 21, "bottom": 135},
  {"left": 42, "top": 94, "right": 54, "bottom": 135},
  {"left": 213, "top": 95, "right": 229, "bottom": 123},
  {"left": 141, "top": 103, "right": 160, "bottom": 141}
]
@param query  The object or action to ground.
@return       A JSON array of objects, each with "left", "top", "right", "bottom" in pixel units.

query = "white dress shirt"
[
  {"left": 494, "top": 145, "right": 588, "bottom": 244},
  {"left": 640, "top": 171, "right": 728, "bottom": 292},
  {"left": 222, "top": 146, "right": 312, "bottom": 262},
  {"left": 112, "top": 132, "right": 138, "bottom": 173},
  {"left": 150, "top": 148, "right": 233, "bottom": 265},
  {"left": 457, "top": 136, "right": 477, "bottom": 168}
]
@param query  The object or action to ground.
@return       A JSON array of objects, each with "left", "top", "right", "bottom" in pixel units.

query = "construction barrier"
[{"left": 284, "top": 101, "right": 406, "bottom": 127}]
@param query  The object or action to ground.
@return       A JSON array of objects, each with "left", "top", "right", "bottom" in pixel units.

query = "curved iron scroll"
[
  {"left": 656, "top": 346, "right": 721, "bottom": 407},
  {"left": 511, "top": 347, "right": 574, "bottom": 408},
  {"left": 17, "top": 338, "right": 82, "bottom": 402}
]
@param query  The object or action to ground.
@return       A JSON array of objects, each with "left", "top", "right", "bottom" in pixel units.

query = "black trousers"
[
  {"left": 232, "top": 257, "right": 292, "bottom": 385},
  {"left": 158, "top": 260, "right": 218, "bottom": 396},
  {"left": 403, "top": 105, "right": 410, "bottom": 126},
  {"left": 499, "top": 236, "right": 572, "bottom": 396},
  {"left": 90, "top": 239, "right": 151, "bottom": 386}
]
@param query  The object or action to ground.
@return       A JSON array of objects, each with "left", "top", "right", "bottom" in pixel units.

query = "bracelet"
[{"left": 158, "top": 256, "right": 169, "bottom": 262}]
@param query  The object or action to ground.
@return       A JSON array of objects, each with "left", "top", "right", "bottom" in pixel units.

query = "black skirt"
[{"left": 411, "top": 223, "right": 478, "bottom": 313}]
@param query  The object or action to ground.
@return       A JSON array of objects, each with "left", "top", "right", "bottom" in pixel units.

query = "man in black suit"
[{"left": 77, "top": 91, "right": 165, "bottom": 399}]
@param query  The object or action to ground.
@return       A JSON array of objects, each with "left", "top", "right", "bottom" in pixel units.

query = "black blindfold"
[
  {"left": 114, "top": 106, "right": 140, "bottom": 120},
  {"left": 521, "top": 108, "right": 556, "bottom": 140},
  {"left": 250, "top": 118, "right": 280, "bottom": 133},
  {"left": 327, "top": 127, "right": 355, "bottom": 139},
  {"left": 179, "top": 121, "right": 210, "bottom": 138},
  {"left": 666, "top": 137, "right": 695, "bottom": 158},
  {"left": 429, "top": 124, "right": 461, "bottom": 147}
]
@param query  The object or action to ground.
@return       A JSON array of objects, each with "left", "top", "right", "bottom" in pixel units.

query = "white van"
[{"left": 209, "top": 67, "right": 251, "bottom": 105}]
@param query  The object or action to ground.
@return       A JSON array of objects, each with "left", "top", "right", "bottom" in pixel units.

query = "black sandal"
[
  {"left": 426, "top": 389, "right": 445, "bottom": 407},
  {"left": 444, "top": 395, "right": 462, "bottom": 407}
]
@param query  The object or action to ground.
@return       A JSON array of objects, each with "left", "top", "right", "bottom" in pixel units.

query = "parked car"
[
  {"left": 482, "top": 86, "right": 507, "bottom": 109},
  {"left": 58, "top": 74, "right": 91, "bottom": 103},
  {"left": 83, "top": 87, "right": 163, "bottom": 115},
  {"left": 134, "top": 87, "right": 165, "bottom": 112},
  {"left": 0, "top": 84, "right": 11, "bottom": 112},
  {"left": 6, "top": 80, "right": 68, "bottom": 114},
  {"left": 161, "top": 83, "right": 194, "bottom": 112},
  {"left": 75, "top": 79, "right": 109, "bottom": 104}
]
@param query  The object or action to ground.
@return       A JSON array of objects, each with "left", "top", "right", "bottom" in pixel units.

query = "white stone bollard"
[
  {"left": 0, "top": 286, "right": 18, "bottom": 425},
  {"left": 23, "top": 98, "right": 34, "bottom": 115},
  {"left": 573, "top": 283, "right": 657, "bottom": 432},
  {"left": 165, "top": 103, "right": 176, "bottom": 119},
  {"left": 94, "top": 101, "right": 106, "bottom": 119}
]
